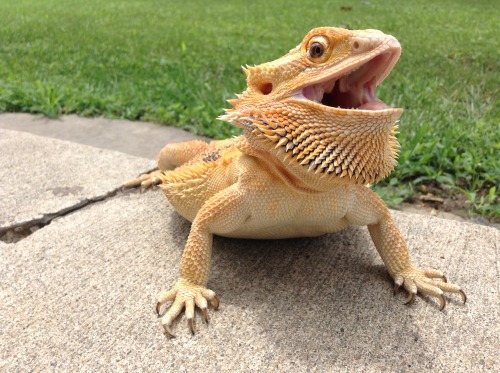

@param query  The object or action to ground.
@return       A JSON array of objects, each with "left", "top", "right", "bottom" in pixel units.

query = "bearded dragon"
[{"left": 124, "top": 27, "right": 466, "bottom": 337}]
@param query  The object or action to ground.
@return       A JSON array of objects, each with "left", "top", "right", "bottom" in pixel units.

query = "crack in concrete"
[
  {"left": 0, "top": 168, "right": 157, "bottom": 244},
  {"left": 0, "top": 188, "right": 121, "bottom": 243}
]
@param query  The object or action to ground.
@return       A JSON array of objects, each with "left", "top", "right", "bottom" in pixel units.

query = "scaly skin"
[{"left": 124, "top": 27, "right": 466, "bottom": 337}]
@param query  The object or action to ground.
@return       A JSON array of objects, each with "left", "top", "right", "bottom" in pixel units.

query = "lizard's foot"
[
  {"left": 122, "top": 170, "right": 163, "bottom": 192},
  {"left": 393, "top": 266, "right": 466, "bottom": 310},
  {"left": 156, "top": 278, "right": 219, "bottom": 338}
]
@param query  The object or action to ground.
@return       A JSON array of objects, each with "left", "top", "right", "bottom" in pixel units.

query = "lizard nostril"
[
  {"left": 353, "top": 41, "right": 360, "bottom": 50},
  {"left": 259, "top": 82, "right": 273, "bottom": 95}
]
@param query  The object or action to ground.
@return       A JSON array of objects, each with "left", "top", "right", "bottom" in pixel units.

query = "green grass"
[{"left": 0, "top": 0, "right": 498, "bottom": 219}]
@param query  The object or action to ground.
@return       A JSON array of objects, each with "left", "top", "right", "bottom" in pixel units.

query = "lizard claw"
[
  {"left": 211, "top": 294, "right": 220, "bottom": 310},
  {"left": 202, "top": 307, "right": 209, "bottom": 323},
  {"left": 163, "top": 323, "right": 176, "bottom": 338},
  {"left": 438, "top": 294, "right": 446, "bottom": 311},
  {"left": 404, "top": 292, "right": 416, "bottom": 305},
  {"left": 156, "top": 302, "right": 162, "bottom": 317},
  {"left": 187, "top": 318, "right": 195, "bottom": 335},
  {"left": 458, "top": 290, "right": 467, "bottom": 304}
]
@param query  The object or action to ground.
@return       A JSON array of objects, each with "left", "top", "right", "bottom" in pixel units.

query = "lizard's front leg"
[
  {"left": 122, "top": 140, "right": 210, "bottom": 191},
  {"left": 123, "top": 140, "right": 235, "bottom": 191},
  {"left": 157, "top": 184, "right": 245, "bottom": 337},
  {"left": 347, "top": 187, "right": 466, "bottom": 309}
]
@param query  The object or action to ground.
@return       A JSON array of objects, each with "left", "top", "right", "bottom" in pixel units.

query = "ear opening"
[{"left": 258, "top": 82, "right": 273, "bottom": 95}]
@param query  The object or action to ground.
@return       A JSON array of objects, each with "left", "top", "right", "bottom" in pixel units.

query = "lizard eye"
[
  {"left": 307, "top": 37, "right": 329, "bottom": 61},
  {"left": 309, "top": 42, "right": 324, "bottom": 58}
]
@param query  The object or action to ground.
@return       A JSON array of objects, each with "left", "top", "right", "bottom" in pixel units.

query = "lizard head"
[{"left": 220, "top": 27, "right": 404, "bottom": 185}]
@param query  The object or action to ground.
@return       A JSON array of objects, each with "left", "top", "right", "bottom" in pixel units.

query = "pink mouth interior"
[{"left": 302, "top": 52, "right": 394, "bottom": 111}]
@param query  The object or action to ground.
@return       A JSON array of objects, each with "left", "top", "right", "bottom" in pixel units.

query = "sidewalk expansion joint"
[{"left": 0, "top": 168, "right": 156, "bottom": 244}]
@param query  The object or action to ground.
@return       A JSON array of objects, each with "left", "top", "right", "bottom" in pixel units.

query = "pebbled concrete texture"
[
  {"left": 1, "top": 190, "right": 498, "bottom": 372},
  {"left": 0, "top": 115, "right": 498, "bottom": 372},
  {"left": 0, "top": 129, "right": 155, "bottom": 229}
]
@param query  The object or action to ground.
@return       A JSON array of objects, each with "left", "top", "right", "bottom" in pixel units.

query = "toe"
[
  {"left": 414, "top": 279, "right": 444, "bottom": 298},
  {"left": 402, "top": 278, "right": 417, "bottom": 298},
  {"left": 157, "top": 288, "right": 177, "bottom": 316},
  {"left": 201, "top": 288, "right": 220, "bottom": 310},
  {"left": 416, "top": 280, "right": 447, "bottom": 310},
  {"left": 423, "top": 269, "right": 447, "bottom": 282},
  {"left": 393, "top": 274, "right": 403, "bottom": 295},
  {"left": 122, "top": 177, "right": 143, "bottom": 190},
  {"left": 194, "top": 294, "right": 209, "bottom": 323},
  {"left": 185, "top": 299, "right": 196, "bottom": 335},
  {"left": 123, "top": 170, "right": 163, "bottom": 192},
  {"left": 432, "top": 280, "right": 461, "bottom": 293},
  {"left": 161, "top": 299, "right": 184, "bottom": 336},
  {"left": 140, "top": 178, "right": 158, "bottom": 192},
  {"left": 434, "top": 281, "right": 467, "bottom": 304},
  {"left": 185, "top": 299, "right": 195, "bottom": 320}
]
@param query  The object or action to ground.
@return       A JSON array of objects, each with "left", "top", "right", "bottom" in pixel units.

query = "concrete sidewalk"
[
  {"left": 0, "top": 115, "right": 498, "bottom": 372},
  {"left": 0, "top": 113, "right": 204, "bottom": 160}
]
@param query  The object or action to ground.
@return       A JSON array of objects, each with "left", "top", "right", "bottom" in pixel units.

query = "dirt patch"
[{"left": 395, "top": 184, "right": 498, "bottom": 228}]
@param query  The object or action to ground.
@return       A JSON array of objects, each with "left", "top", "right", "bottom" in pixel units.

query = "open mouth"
[{"left": 298, "top": 51, "right": 399, "bottom": 111}]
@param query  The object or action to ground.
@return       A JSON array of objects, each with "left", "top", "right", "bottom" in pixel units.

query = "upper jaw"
[{"left": 293, "top": 41, "right": 401, "bottom": 113}]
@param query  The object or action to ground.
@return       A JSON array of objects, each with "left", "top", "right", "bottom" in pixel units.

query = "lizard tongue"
[{"left": 358, "top": 98, "right": 391, "bottom": 110}]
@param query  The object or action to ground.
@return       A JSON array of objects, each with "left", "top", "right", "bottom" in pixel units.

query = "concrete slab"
[
  {"left": 0, "top": 185, "right": 498, "bottom": 371},
  {"left": 0, "top": 129, "right": 154, "bottom": 230},
  {"left": 0, "top": 113, "right": 203, "bottom": 159}
]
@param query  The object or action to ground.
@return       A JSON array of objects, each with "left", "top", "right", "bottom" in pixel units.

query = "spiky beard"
[{"left": 221, "top": 102, "right": 401, "bottom": 185}]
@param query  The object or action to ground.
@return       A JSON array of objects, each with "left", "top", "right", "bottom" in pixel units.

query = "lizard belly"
[
  {"left": 163, "top": 150, "right": 354, "bottom": 239},
  {"left": 219, "top": 219, "right": 350, "bottom": 239},
  {"left": 216, "top": 182, "right": 352, "bottom": 239}
]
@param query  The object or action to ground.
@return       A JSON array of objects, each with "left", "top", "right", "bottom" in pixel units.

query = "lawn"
[{"left": 0, "top": 0, "right": 498, "bottom": 219}]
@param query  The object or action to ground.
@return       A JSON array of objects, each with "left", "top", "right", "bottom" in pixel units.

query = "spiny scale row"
[{"left": 248, "top": 115, "right": 399, "bottom": 184}]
